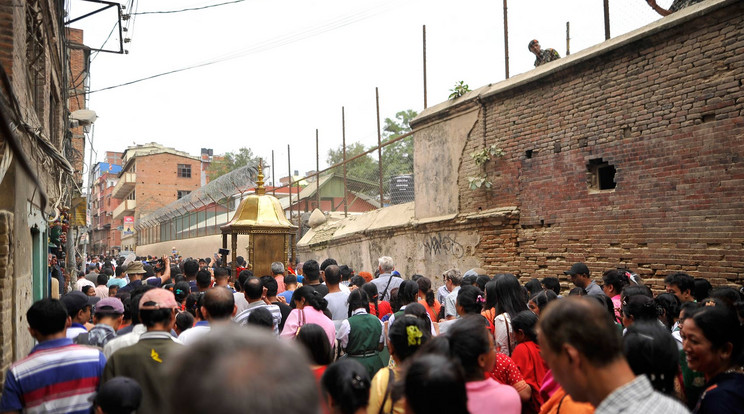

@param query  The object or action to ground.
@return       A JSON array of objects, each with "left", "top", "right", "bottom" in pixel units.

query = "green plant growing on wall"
[
  {"left": 448, "top": 81, "right": 471, "bottom": 99},
  {"left": 467, "top": 144, "right": 504, "bottom": 190}
]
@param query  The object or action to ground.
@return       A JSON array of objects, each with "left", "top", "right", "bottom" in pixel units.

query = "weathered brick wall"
[
  {"left": 0, "top": 211, "right": 14, "bottom": 378},
  {"left": 67, "top": 28, "right": 86, "bottom": 185},
  {"left": 446, "top": 1, "right": 744, "bottom": 290}
]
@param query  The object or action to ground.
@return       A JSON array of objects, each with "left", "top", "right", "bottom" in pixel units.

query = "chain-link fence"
[
  {"left": 135, "top": 132, "right": 415, "bottom": 245},
  {"left": 134, "top": 0, "right": 693, "bottom": 246}
]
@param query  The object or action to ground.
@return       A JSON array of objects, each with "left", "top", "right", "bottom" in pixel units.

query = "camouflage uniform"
[
  {"left": 76, "top": 324, "right": 117, "bottom": 348},
  {"left": 534, "top": 48, "right": 561, "bottom": 67},
  {"left": 669, "top": 0, "right": 704, "bottom": 12}
]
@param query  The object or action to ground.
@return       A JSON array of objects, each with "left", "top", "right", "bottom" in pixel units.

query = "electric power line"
[
  {"left": 133, "top": 0, "right": 246, "bottom": 15},
  {"left": 88, "top": 1, "right": 396, "bottom": 94}
]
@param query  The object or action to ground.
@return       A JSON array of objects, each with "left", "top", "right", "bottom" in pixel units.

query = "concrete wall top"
[{"left": 411, "top": 0, "right": 733, "bottom": 129}]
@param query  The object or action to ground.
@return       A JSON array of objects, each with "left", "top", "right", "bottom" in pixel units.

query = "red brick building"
[
  {"left": 112, "top": 143, "right": 203, "bottom": 251},
  {"left": 90, "top": 151, "right": 123, "bottom": 255}
]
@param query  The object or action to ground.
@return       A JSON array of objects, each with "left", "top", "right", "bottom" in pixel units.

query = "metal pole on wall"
[
  {"left": 342, "top": 106, "right": 348, "bottom": 217},
  {"left": 271, "top": 150, "right": 276, "bottom": 196},
  {"left": 422, "top": 25, "right": 427, "bottom": 109},
  {"left": 296, "top": 179, "right": 302, "bottom": 236},
  {"left": 375, "top": 87, "right": 384, "bottom": 208},
  {"left": 566, "top": 22, "right": 571, "bottom": 55},
  {"left": 603, "top": 0, "right": 610, "bottom": 40},
  {"left": 287, "top": 145, "right": 293, "bottom": 223},
  {"left": 81, "top": 125, "right": 96, "bottom": 272},
  {"left": 315, "top": 129, "right": 320, "bottom": 210},
  {"left": 503, "top": 0, "right": 510, "bottom": 79}
]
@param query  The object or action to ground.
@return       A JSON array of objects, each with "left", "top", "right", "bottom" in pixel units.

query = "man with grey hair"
[
  {"left": 271, "top": 261, "right": 287, "bottom": 294},
  {"left": 371, "top": 256, "right": 402, "bottom": 302},
  {"left": 443, "top": 268, "right": 463, "bottom": 320},
  {"left": 167, "top": 326, "right": 319, "bottom": 414}
]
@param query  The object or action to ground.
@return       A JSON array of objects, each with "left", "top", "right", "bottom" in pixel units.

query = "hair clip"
[
  {"left": 476, "top": 295, "right": 486, "bottom": 304},
  {"left": 350, "top": 374, "right": 365, "bottom": 390},
  {"left": 407, "top": 325, "right": 423, "bottom": 346}
]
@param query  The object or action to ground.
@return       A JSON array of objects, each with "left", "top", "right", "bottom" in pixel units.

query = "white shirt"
[
  {"left": 76, "top": 278, "right": 94, "bottom": 291},
  {"left": 444, "top": 286, "right": 461, "bottom": 318},
  {"left": 234, "top": 292, "right": 250, "bottom": 314},
  {"left": 103, "top": 324, "right": 148, "bottom": 358},
  {"left": 325, "top": 291, "right": 350, "bottom": 321},
  {"left": 177, "top": 323, "right": 211, "bottom": 345}
]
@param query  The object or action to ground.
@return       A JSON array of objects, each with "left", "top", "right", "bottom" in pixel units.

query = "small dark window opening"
[
  {"left": 178, "top": 164, "right": 192, "bottom": 178},
  {"left": 525, "top": 150, "right": 533, "bottom": 159},
  {"left": 177, "top": 190, "right": 191, "bottom": 199},
  {"left": 588, "top": 158, "right": 616, "bottom": 191}
]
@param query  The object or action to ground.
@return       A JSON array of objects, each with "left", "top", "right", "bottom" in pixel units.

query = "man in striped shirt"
[{"left": 0, "top": 298, "right": 107, "bottom": 414}]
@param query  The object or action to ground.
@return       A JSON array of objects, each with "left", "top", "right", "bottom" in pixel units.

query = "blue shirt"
[
  {"left": 0, "top": 338, "right": 106, "bottom": 413},
  {"left": 279, "top": 290, "right": 295, "bottom": 303}
]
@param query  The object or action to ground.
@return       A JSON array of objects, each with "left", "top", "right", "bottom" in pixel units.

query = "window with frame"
[
  {"left": 177, "top": 190, "right": 191, "bottom": 199},
  {"left": 177, "top": 164, "right": 192, "bottom": 178}
]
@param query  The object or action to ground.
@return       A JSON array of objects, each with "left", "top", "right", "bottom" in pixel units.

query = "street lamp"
[{"left": 70, "top": 109, "right": 97, "bottom": 272}]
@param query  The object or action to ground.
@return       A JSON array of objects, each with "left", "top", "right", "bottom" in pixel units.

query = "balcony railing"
[
  {"left": 112, "top": 172, "right": 136, "bottom": 199},
  {"left": 112, "top": 199, "right": 136, "bottom": 220}
]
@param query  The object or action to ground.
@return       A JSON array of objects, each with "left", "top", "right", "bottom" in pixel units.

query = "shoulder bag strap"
[
  {"left": 295, "top": 309, "right": 306, "bottom": 337},
  {"left": 502, "top": 312, "right": 512, "bottom": 355},
  {"left": 378, "top": 367, "right": 395, "bottom": 414},
  {"left": 380, "top": 275, "right": 394, "bottom": 302}
]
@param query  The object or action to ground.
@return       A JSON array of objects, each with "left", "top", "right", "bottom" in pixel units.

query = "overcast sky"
[{"left": 69, "top": 0, "right": 667, "bottom": 182}]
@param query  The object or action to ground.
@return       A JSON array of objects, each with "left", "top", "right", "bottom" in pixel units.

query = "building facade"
[
  {"left": 0, "top": 0, "right": 84, "bottom": 380},
  {"left": 112, "top": 143, "right": 202, "bottom": 251},
  {"left": 90, "top": 151, "right": 123, "bottom": 256}
]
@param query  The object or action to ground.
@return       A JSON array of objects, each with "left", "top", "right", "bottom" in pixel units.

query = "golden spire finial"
[{"left": 256, "top": 162, "right": 265, "bottom": 195}]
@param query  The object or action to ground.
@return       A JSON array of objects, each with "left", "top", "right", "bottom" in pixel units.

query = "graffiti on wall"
[{"left": 423, "top": 233, "right": 471, "bottom": 258}]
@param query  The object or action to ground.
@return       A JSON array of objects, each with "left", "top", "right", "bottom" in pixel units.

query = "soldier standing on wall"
[
  {"left": 646, "top": 0, "right": 705, "bottom": 16},
  {"left": 528, "top": 39, "right": 561, "bottom": 67}
]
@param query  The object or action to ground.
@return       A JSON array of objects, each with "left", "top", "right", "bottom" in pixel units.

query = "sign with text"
[{"left": 123, "top": 216, "right": 134, "bottom": 236}]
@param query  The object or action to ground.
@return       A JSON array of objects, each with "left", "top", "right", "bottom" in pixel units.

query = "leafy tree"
[
  {"left": 207, "top": 147, "right": 264, "bottom": 181},
  {"left": 381, "top": 109, "right": 417, "bottom": 180},
  {"left": 326, "top": 142, "right": 377, "bottom": 181}
]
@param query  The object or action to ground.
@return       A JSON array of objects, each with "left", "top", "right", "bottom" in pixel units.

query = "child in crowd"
[{"left": 510, "top": 310, "right": 548, "bottom": 414}]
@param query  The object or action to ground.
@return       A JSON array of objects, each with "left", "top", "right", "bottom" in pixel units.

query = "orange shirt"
[{"left": 419, "top": 299, "right": 441, "bottom": 322}]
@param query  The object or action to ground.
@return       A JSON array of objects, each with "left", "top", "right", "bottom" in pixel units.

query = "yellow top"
[{"left": 367, "top": 367, "right": 405, "bottom": 414}]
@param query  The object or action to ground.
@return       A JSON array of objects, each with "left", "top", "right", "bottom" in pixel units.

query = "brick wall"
[
  {"left": 134, "top": 153, "right": 202, "bottom": 219},
  {"left": 422, "top": 1, "right": 744, "bottom": 290},
  {"left": 0, "top": 211, "right": 14, "bottom": 377},
  {"left": 67, "top": 28, "right": 86, "bottom": 185}
]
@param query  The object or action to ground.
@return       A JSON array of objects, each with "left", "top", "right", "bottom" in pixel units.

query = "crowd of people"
[{"left": 2, "top": 253, "right": 743, "bottom": 414}]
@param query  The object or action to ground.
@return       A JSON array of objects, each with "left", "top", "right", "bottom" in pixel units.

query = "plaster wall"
[
  {"left": 137, "top": 234, "right": 250, "bottom": 262},
  {"left": 413, "top": 108, "right": 479, "bottom": 220}
]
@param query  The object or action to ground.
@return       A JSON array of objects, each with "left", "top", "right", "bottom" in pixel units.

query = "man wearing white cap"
[{"left": 102, "top": 288, "right": 183, "bottom": 413}]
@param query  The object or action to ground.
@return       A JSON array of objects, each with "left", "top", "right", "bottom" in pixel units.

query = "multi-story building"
[
  {"left": 90, "top": 151, "right": 123, "bottom": 256},
  {"left": 112, "top": 143, "right": 202, "bottom": 251},
  {"left": 0, "top": 0, "right": 84, "bottom": 376}
]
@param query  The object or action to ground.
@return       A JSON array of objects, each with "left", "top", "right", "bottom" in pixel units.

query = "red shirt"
[
  {"left": 511, "top": 341, "right": 548, "bottom": 414},
  {"left": 369, "top": 301, "right": 393, "bottom": 320}
]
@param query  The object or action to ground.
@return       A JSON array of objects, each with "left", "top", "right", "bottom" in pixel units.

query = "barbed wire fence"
[{"left": 135, "top": 0, "right": 687, "bottom": 246}]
